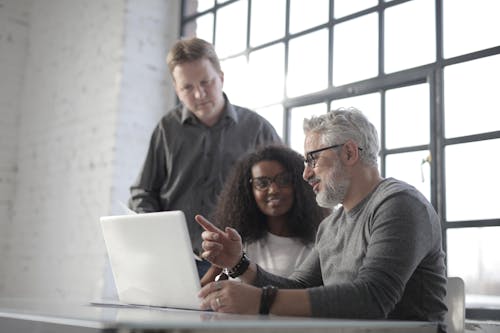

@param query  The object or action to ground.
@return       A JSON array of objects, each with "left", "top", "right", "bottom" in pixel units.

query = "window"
[
  {"left": 333, "top": 12, "right": 378, "bottom": 86},
  {"left": 384, "top": 0, "right": 435, "bottom": 73},
  {"left": 180, "top": 0, "right": 500, "bottom": 318}
]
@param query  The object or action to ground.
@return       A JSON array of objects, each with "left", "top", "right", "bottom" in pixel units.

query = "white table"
[{"left": 0, "top": 298, "right": 439, "bottom": 333}]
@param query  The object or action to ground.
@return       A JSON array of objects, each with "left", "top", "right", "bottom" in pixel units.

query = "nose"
[
  {"left": 267, "top": 181, "right": 280, "bottom": 193},
  {"left": 194, "top": 85, "right": 206, "bottom": 99},
  {"left": 303, "top": 164, "right": 313, "bottom": 182}
]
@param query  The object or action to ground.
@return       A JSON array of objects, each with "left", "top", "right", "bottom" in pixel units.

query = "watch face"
[{"left": 215, "top": 269, "right": 229, "bottom": 281}]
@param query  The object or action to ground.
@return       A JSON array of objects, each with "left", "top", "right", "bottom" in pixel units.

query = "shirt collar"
[{"left": 181, "top": 93, "right": 238, "bottom": 125}]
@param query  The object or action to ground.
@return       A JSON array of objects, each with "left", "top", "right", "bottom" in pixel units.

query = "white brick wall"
[
  {"left": 112, "top": 0, "right": 179, "bottom": 212},
  {"left": 104, "top": 0, "right": 179, "bottom": 299},
  {"left": 0, "top": 0, "right": 30, "bottom": 293},
  {"left": 0, "top": 0, "right": 180, "bottom": 301}
]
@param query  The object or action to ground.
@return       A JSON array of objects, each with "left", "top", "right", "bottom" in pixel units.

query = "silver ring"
[{"left": 216, "top": 297, "right": 222, "bottom": 308}]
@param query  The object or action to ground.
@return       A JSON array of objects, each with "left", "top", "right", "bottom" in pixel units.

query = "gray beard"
[{"left": 316, "top": 165, "right": 350, "bottom": 208}]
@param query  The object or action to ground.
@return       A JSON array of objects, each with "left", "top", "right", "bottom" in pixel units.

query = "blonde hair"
[{"left": 166, "top": 37, "right": 222, "bottom": 75}]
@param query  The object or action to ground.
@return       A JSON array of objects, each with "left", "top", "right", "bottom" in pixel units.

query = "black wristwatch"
[
  {"left": 224, "top": 252, "right": 250, "bottom": 278},
  {"left": 259, "top": 285, "right": 278, "bottom": 315}
]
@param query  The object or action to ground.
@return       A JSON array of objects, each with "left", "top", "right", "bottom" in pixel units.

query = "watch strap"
[{"left": 259, "top": 285, "right": 278, "bottom": 315}]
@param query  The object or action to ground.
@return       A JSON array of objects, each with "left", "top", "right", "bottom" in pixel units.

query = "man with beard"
[{"left": 195, "top": 108, "right": 447, "bottom": 332}]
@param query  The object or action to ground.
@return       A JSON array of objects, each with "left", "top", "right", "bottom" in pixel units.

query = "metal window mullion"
[{"left": 283, "top": 0, "right": 291, "bottom": 145}]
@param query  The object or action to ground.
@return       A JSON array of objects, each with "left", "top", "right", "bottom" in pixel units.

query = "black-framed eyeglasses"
[
  {"left": 249, "top": 172, "right": 293, "bottom": 191},
  {"left": 304, "top": 143, "right": 363, "bottom": 168}
]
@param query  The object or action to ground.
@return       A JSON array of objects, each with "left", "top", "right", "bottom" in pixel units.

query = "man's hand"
[
  {"left": 198, "top": 279, "right": 261, "bottom": 314},
  {"left": 195, "top": 214, "right": 243, "bottom": 269}
]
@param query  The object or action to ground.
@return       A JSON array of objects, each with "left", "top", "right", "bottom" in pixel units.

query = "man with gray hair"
[{"left": 195, "top": 107, "right": 447, "bottom": 331}]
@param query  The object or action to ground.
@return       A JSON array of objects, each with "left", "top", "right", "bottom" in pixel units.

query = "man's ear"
[{"left": 343, "top": 141, "right": 360, "bottom": 164}]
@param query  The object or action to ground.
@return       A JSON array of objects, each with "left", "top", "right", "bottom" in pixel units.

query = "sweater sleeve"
[{"left": 253, "top": 246, "right": 323, "bottom": 288}]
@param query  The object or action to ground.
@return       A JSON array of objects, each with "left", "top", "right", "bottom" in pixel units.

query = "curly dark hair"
[{"left": 211, "top": 144, "right": 329, "bottom": 245}]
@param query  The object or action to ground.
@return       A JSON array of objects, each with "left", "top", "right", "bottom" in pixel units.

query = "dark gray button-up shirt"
[{"left": 129, "top": 95, "right": 281, "bottom": 253}]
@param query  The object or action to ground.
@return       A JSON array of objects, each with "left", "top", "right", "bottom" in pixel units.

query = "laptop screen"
[{"left": 100, "top": 211, "right": 201, "bottom": 310}]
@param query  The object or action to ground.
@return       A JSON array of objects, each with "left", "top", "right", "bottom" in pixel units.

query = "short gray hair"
[{"left": 303, "top": 107, "right": 379, "bottom": 167}]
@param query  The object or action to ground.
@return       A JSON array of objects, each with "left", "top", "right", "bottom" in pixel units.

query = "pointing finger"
[{"left": 195, "top": 214, "right": 223, "bottom": 234}]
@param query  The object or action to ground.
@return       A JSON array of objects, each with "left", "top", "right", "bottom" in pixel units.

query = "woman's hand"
[
  {"left": 195, "top": 214, "right": 243, "bottom": 269},
  {"left": 200, "top": 265, "right": 223, "bottom": 287},
  {"left": 199, "top": 279, "right": 261, "bottom": 314}
]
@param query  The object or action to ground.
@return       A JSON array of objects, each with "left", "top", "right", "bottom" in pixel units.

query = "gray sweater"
[{"left": 254, "top": 178, "right": 447, "bottom": 324}]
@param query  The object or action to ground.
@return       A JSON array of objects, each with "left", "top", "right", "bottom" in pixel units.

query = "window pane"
[
  {"left": 182, "top": 13, "right": 214, "bottom": 43},
  {"left": 289, "top": 0, "right": 329, "bottom": 34},
  {"left": 334, "top": 0, "right": 377, "bottom": 19},
  {"left": 255, "top": 104, "right": 284, "bottom": 140},
  {"left": 386, "top": 84, "right": 430, "bottom": 149},
  {"left": 183, "top": 20, "right": 196, "bottom": 39},
  {"left": 444, "top": 55, "right": 500, "bottom": 138},
  {"left": 330, "top": 93, "right": 381, "bottom": 141},
  {"left": 289, "top": 103, "right": 327, "bottom": 153},
  {"left": 214, "top": 0, "right": 247, "bottom": 58},
  {"left": 248, "top": 44, "right": 285, "bottom": 108},
  {"left": 183, "top": 0, "right": 215, "bottom": 16},
  {"left": 333, "top": 13, "right": 378, "bottom": 86},
  {"left": 447, "top": 227, "right": 500, "bottom": 308},
  {"left": 445, "top": 139, "right": 500, "bottom": 221},
  {"left": 443, "top": 0, "right": 500, "bottom": 59},
  {"left": 287, "top": 29, "right": 329, "bottom": 97},
  {"left": 250, "top": 0, "right": 286, "bottom": 46},
  {"left": 220, "top": 56, "right": 249, "bottom": 107},
  {"left": 385, "top": 151, "right": 431, "bottom": 201},
  {"left": 384, "top": 0, "right": 435, "bottom": 73}
]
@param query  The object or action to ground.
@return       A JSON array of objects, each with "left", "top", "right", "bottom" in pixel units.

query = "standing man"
[
  {"left": 196, "top": 108, "right": 447, "bottom": 331},
  {"left": 129, "top": 37, "right": 281, "bottom": 277}
]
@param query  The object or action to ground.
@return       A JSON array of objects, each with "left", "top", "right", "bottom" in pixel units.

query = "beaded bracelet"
[
  {"left": 224, "top": 252, "right": 250, "bottom": 278},
  {"left": 259, "top": 285, "right": 278, "bottom": 315}
]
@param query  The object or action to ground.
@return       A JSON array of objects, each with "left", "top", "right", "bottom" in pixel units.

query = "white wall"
[
  {"left": 0, "top": 0, "right": 31, "bottom": 294},
  {"left": 0, "top": 0, "right": 179, "bottom": 301}
]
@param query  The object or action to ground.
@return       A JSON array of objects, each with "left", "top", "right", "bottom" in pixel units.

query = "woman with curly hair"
[{"left": 201, "top": 144, "right": 328, "bottom": 285}]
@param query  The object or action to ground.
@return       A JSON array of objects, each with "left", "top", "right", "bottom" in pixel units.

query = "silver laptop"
[{"left": 100, "top": 210, "right": 201, "bottom": 310}]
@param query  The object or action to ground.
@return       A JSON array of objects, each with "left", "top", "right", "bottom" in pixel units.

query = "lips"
[
  {"left": 308, "top": 179, "right": 320, "bottom": 193},
  {"left": 196, "top": 100, "right": 211, "bottom": 107},
  {"left": 267, "top": 197, "right": 282, "bottom": 206}
]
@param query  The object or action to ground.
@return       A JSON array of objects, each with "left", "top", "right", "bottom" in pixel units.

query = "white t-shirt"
[{"left": 244, "top": 232, "right": 313, "bottom": 277}]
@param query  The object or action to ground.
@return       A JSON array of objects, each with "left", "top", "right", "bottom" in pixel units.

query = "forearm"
[
  {"left": 240, "top": 267, "right": 313, "bottom": 317},
  {"left": 238, "top": 262, "right": 258, "bottom": 284},
  {"left": 200, "top": 265, "right": 223, "bottom": 287},
  {"left": 270, "top": 289, "right": 312, "bottom": 316}
]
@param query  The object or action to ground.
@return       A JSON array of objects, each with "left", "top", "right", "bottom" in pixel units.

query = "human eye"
[
  {"left": 276, "top": 173, "right": 293, "bottom": 187},
  {"left": 311, "top": 152, "right": 321, "bottom": 164},
  {"left": 181, "top": 84, "right": 193, "bottom": 93},
  {"left": 305, "top": 152, "right": 317, "bottom": 167},
  {"left": 252, "top": 177, "right": 270, "bottom": 190}
]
